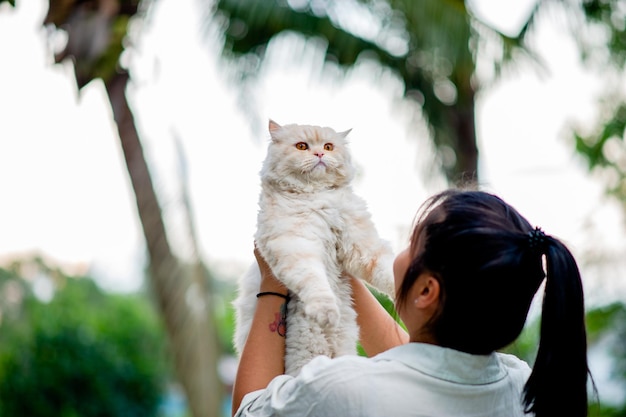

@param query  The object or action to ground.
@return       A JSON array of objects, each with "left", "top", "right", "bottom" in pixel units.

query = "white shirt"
[{"left": 235, "top": 343, "right": 532, "bottom": 417}]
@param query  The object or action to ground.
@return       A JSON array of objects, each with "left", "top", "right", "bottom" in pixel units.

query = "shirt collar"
[{"left": 374, "top": 343, "right": 508, "bottom": 385}]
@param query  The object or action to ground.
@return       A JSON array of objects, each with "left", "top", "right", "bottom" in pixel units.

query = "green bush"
[{"left": 0, "top": 271, "right": 169, "bottom": 417}]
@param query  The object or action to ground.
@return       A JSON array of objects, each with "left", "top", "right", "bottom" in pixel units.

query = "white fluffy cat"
[{"left": 233, "top": 120, "right": 395, "bottom": 376}]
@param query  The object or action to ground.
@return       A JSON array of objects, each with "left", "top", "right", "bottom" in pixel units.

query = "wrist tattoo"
[{"left": 269, "top": 302, "right": 287, "bottom": 337}]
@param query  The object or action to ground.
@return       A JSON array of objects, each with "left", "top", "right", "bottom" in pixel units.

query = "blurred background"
[{"left": 1, "top": 0, "right": 626, "bottom": 415}]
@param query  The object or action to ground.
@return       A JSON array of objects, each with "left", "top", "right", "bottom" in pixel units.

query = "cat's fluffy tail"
[{"left": 232, "top": 262, "right": 261, "bottom": 356}]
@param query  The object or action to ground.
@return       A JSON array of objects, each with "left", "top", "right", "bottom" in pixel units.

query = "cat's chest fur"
[{"left": 258, "top": 187, "right": 355, "bottom": 232}]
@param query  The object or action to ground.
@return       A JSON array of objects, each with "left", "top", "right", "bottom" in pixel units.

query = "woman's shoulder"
[
  {"left": 496, "top": 352, "right": 531, "bottom": 370},
  {"left": 495, "top": 351, "right": 532, "bottom": 380}
]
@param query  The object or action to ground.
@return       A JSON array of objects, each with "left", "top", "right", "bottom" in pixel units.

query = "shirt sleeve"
[
  {"left": 233, "top": 355, "right": 352, "bottom": 417},
  {"left": 234, "top": 375, "right": 298, "bottom": 417}
]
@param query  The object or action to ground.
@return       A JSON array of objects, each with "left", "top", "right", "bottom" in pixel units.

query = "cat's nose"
[{"left": 314, "top": 151, "right": 324, "bottom": 158}]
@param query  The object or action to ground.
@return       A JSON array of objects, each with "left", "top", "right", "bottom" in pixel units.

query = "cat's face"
[{"left": 262, "top": 120, "right": 354, "bottom": 189}]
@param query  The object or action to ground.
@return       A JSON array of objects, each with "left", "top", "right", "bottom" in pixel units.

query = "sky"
[{"left": 0, "top": 0, "right": 625, "bottom": 306}]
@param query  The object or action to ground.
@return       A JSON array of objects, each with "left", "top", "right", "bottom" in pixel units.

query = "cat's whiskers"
[{"left": 301, "top": 157, "right": 327, "bottom": 174}]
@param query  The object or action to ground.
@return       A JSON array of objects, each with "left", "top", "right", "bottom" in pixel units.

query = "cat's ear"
[
  {"left": 338, "top": 128, "right": 352, "bottom": 138},
  {"left": 269, "top": 119, "right": 282, "bottom": 133}
]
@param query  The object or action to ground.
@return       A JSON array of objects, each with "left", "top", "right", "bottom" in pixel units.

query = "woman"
[{"left": 232, "top": 190, "right": 590, "bottom": 417}]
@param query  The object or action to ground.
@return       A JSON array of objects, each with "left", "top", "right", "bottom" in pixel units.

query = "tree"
[
  {"left": 567, "top": 0, "right": 626, "bottom": 211},
  {"left": 0, "top": 1, "right": 223, "bottom": 416},
  {"left": 587, "top": 302, "right": 626, "bottom": 416},
  {"left": 211, "top": 0, "right": 626, "bottom": 202},
  {"left": 212, "top": 0, "right": 540, "bottom": 185},
  {"left": 0, "top": 259, "right": 169, "bottom": 416}
]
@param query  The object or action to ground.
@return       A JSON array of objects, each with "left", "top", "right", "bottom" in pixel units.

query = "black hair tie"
[{"left": 527, "top": 227, "right": 548, "bottom": 253}]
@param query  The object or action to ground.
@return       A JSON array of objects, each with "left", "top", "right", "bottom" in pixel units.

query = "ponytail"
[
  {"left": 523, "top": 236, "right": 589, "bottom": 417},
  {"left": 398, "top": 191, "right": 591, "bottom": 415}
]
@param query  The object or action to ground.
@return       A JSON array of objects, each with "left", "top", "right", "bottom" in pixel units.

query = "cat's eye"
[
  {"left": 324, "top": 143, "right": 334, "bottom": 151},
  {"left": 295, "top": 142, "right": 309, "bottom": 150}
]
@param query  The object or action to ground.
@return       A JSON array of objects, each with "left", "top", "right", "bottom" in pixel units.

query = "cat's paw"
[
  {"left": 378, "top": 275, "right": 396, "bottom": 300},
  {"left": 304, "top": 297, "right": 340, "bottom": 327},
  {"left": 371, "top": 257, "right": 396, "bottom": 299}
]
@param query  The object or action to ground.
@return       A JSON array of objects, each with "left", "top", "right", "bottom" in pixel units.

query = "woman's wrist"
[
  {"left": 257, "top": 291, "right": 290, "bottom": 301},
  {"left": 255, "top": 292, "right": 289, "bottom": 339}
]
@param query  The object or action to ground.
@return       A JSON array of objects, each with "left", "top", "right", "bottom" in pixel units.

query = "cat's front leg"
[
  {"left": 258, "top": 237, "right": 341, "bottom": 327},
  {"left": 297, "top": 273, "right": 341, "bottom": 327},
  {"left": 286, "top": 264, "right": 341, "bottom": 328}
]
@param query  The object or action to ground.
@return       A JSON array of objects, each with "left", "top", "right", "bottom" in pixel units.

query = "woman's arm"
[
  {"left": 231, "top": 249, "right": 289, "bottom": 416},
  {"left": 349, "top": 275, "right": 409, "bottom": 356}
]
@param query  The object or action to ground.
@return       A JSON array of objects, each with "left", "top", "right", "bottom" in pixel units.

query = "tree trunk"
[
  {"left": 448, "top": 75, "right": 479, "bottom": 188},
  {"left": 105, "top": 71, "right": 221, "bottom": 417},
  {"left": 452, "top": 101, "right": 478, "bottom": 187}
]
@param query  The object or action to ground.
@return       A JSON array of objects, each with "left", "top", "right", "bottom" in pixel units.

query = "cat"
[{"left": 233, "top": 119, "right": 396, "bottom": 376}]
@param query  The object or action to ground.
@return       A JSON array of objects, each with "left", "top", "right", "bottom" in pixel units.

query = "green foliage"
[
  {"left": 580, "top": 0, "right": 626, "bottom": 68},
  {"left": 370, "top": 286, "right": 400, "bottom": 321},
  {"left": 574, "top": 103, "right": 626, "bottom": 205},
  {"left": 586, "top": 302, "right": 626, "bottom": 341},
  {"left": 0, "top": 0, "right": 15, "bottom": 6},
  {"left": 357, "top": 286, "right": 403, "bottom": 357},
  {"left": 0, "top": 266, "right": 169, "bottom": 417},
  {"left": 216, "top": 294, "right": 237, "bottom": 355},
  {"left": 590, "top": 404, "right": 626, "bottom": 417},
  {"left": 591, "top": 303, "right": 626, "bottom": 395},
  {"left": 584, "top": 304, "right": 625, "bottom": 417},
  {"left": 501, "top": 316, "right": 540, "bottom": 364},
  {"left": 91, "top": 15, "right": 131, "bottom": 85},
  {"left": 214, "top": 0, "right": 525, "bottom": 182},
  {"left": 566, "top": 0, "right": 626, "bottom": 206}
]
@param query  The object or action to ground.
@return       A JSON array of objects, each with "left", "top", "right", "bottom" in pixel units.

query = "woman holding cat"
[{"left": 232, "top": 189, "right": 591, "bottom": 417}]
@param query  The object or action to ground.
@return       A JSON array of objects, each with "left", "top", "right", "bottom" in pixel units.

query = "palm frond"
[
  {"left": 210, "top": 0, "right": 551, "bottom": 183},
  {"left": 214, "top": 0, "right": 473, "bottom": 180},
  {"left": 44, "top": 0, "right": 141, "bottom": 88},
  {"left": 218, "top": 0, "right": 398, "bottom": 66}
]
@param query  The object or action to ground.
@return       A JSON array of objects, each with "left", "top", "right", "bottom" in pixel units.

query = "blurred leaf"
[
  {"left": 586, "top": 302, "right": 626, "bottom": 342},
  {"left": 213, "top": 0, "right": 540, "bottom": 184},
  {"left": 0, "top": 263, "right": 169, "bottom": 417},
  {"left": 572, "top": 102, "right": 626, "bottom": 207},
  {"left": 356, "top": 285, "right": 404, "bottom": 357},
  {"left": 563, "top": 0, "right": 626, "bottom": 207},
  {"left": 501, "top": 317, "right": 540, "bottom": 364},
  {"left": 45, "top": 0, "right": 140, "bottom": 88},
  {"left": 588, "top": 302, "right": 626, "bottom": 416}
]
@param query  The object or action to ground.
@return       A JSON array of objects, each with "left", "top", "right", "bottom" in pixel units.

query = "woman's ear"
[{"left": 413, "top": 275, "right": 440, "bottom": 309}]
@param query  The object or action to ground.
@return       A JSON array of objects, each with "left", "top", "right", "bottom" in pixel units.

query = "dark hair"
[{"left": 397, "top": 189, "right": 589, "bottom": 417}]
